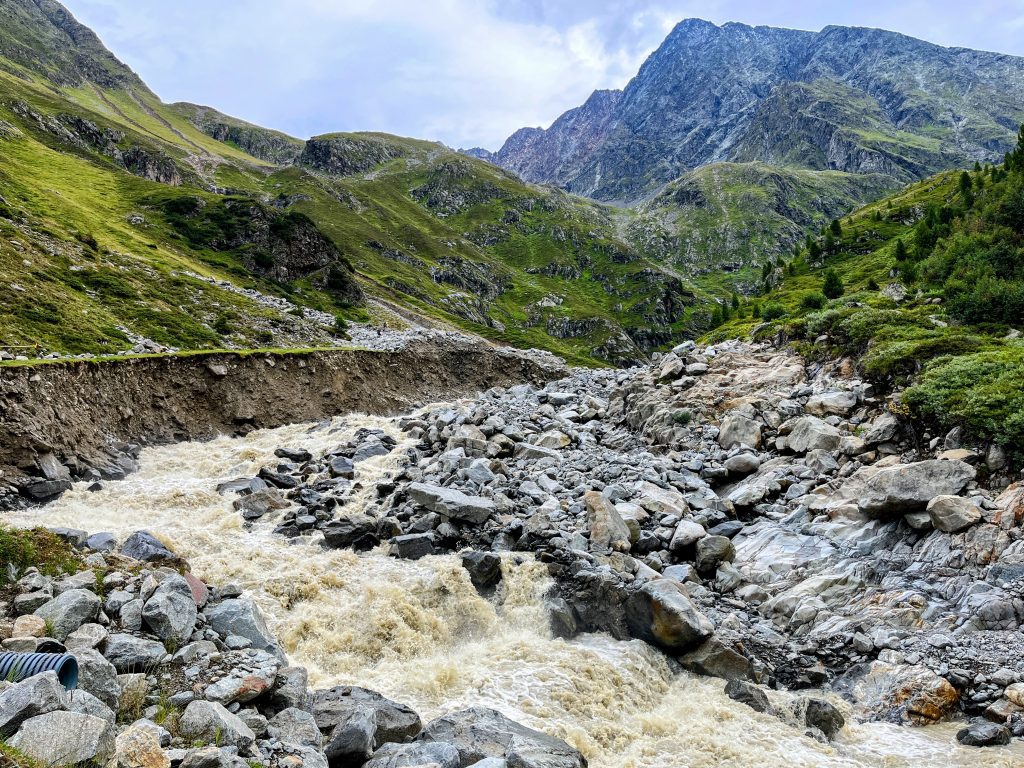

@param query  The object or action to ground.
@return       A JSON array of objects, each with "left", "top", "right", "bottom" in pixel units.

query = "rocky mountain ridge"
[{"left": 493, "top": 19, "right": 1024, "bottom": 202}]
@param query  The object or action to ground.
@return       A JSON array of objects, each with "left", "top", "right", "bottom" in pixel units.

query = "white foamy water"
[{"left": 9, "top": 416, "right": 1024, "bottom": 768}]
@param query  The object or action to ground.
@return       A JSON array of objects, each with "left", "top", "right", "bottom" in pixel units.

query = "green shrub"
[
  {"left": 672, "top": 409, "right": 693, "bottom": 426},
  {"left": 800, "top": 293, "right": 827, "bottom": 311},
  {"left": 761, "top": 303, "right": 786, "bottom": 321},
  {"left": 0, "top": 528, "right": 80, "bottom": 586},
  {"left": 904, "top": 345, "right": 1024, "bottom": 450}
]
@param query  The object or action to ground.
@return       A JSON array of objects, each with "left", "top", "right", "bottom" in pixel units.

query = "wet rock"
[
  {"left": 233, "top": 488, "right": 289, "bottom": 520},
  {"left": 724, "top": 680, "right": 771, "bottom": 713},
  {"left": 584, "top": 491, "right": 631, "bottom": 552},
  {"left": 418, "top": 706, "right": 585, "bottom": 768},
  {"left": 34, "top": 588, "right": 101, "bottom": 640},
  {"left": 86, "top": 532, "right": 118, "bottom": 552},
  {"left": 957, "top": 720, "right": 1011, "bottom": 747},
  {"left": 179, "top": 701, "right": 255, "bottom": 750},
  {"left": 121, "top": 531, "right": 177, "bottom": 563},
  {"left": 0, "top": 671, "right": 65, "bottom": 737},
  {"left": 391, "top": 533, "right": 435, "bottom": 560},
  {"left": 857, "top": 460, "right": 976, "bottom": 517},
  {"left": 624, "top": 579, "right": 714, "bottom": 654},
  {"left": 322, "top": 515, "right": 380, "bottom": 550},
  {"left": 314, "top": 686, "right": 422, "bottom": 766},
  {"left": 799, "top": 698, "right": 845, "bottom": 739},
  {"left": 927, "top": 495, "right": 983, "bottom": 533},
  {"left": 408, "top": 483, "right": 495, "bottom": 525},
  {"left": 460, "top": 551, "right": 503, "bottom": 593},
  {"left": 838, "top": 662, "right": 959, "bottom": 725},
  {"left": 681, "top": 639, "right": 751, "bottom": 681}
]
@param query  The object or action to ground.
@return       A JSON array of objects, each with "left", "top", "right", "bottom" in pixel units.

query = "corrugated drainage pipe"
[{"left": 0, "top": 652, "right": 78, "bottom": 689}]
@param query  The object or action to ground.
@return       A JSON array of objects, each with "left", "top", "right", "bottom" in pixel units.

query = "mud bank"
[{"left": 0, "top": 338, "right": 566, "bottom": 501}]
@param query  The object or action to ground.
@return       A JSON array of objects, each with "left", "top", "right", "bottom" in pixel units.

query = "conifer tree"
[{"left": 823, "top": 268, "right": 845, "bottom": 299}]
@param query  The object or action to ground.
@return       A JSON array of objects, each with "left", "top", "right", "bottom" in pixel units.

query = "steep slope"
[
  {"left": 494, "top": 19, "right": 1024, "bottom": 202},
  {"left": 0, "top": 0, "right": 693, "bottom": 365},
  {"left": 630, "top": 162, "right": 896, "bottom": 282},
  {"left": 713, "top": 131, "right": 1024, "bottom": 451}
]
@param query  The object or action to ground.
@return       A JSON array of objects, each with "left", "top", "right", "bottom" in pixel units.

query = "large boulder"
[
  {"left": 957, "top": 720, "right": 1011, "bottom": 747},
  {"left": 267, "top": 707, "right": 322, "bottom": 749},
  {"left": 857, "top": 460, "right": 976, "bottom": 517},
  {"left": 205, "top": 599, "right": 282, "bottom": 658},
  {"left": 314, "top": 686, "right": 422, "bottom": 766},
  {"left": 103, "top": 634, "right": 167, "bottom": 673},
  {"left": 407, "top": 483, "right": 495, "bottom": 525},
  {"left": 804, "top": 391, "right": 857, "bottom": 417},
  {"left": 838, "top": 662, "right": 959, "bottom": 725},
  {"left": 669, "top": 520, "right": 706, "bottom": 553},
  {"left": 0, "top": 671, "right": 65, "bottom": 737},
  {"left": 584, "top": 491, "right": 631, "bottom": 553},
  {"left": 718, "top": 414, "right": 762, "bottom": 449},
  {"left": 784, "top": 417, "right": 842, "bottom": 454},
  {"left": 121, "top": 531, "right": 177, "bottom": 562},
  {"left": 418, "top": 707, "right": 586, "bottom": 768},
  {"left": 9, "top": 711, "right": 116, "bottom": 765},
  {"left": 322, "top": 515, "right": 380, "bottom": 551},
  {"left": 142, "top": 574, "right": 198, "bottom": 645},
  {"left": 365, "top": 742, "right": 461, "bottom": 768},
  {"left": 33, "top": 588, "right": 101, "bottom": 641},
  {"left": 927, "top": 495, "right": 983, "bottom": 533},
  {"left": 624, "top": 580, "right": 714, "bottom": 654},
  {"left": 178, "top": 701, "right": 255, "bottom": 750},
  {"left": 74, "top": 647, "right": 122, "bottom": 710}
]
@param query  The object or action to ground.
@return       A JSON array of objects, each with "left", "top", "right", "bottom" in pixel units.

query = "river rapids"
[{"left": 9, "top": 414, "right": 1024, "bottom": 768}]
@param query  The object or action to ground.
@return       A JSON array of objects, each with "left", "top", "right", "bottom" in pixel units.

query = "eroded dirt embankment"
[{"left": 0, "top": 339, "right": 566, "bottom": 501}]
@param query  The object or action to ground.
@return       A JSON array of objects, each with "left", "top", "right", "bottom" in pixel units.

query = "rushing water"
[{"left": 9, "top": 415, "right": 1024, "bottom": 768}]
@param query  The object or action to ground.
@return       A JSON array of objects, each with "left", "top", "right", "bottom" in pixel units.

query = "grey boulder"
[
  {"left": 9, "top": 711, "right": 115, "bottom": 764},
  {"left": 205, "top": 598, "right": 283, "bottom": 659},
  {"left": 625, "top": 580, "right": 714, "bottom": 654},
  {"left": 407, "top": 483, "right": 495, "bottom": 525},
  {"left": 314, "top": 685, "right": 422, "bottom": 766},
  {"left": 0, "top": 671, "right": 65, "bottom": 738},
  {"left": 142, "top": 573, "right": 198, "bottom": 645},
  {"left": 179, "top": 700, "right": 256, "bottom": 750},
  {"left": 33, "top": 588, "right": 101, "bottom": 641},
  {"left": 857, "top": 460, "right": 976, "bottom": 517}
]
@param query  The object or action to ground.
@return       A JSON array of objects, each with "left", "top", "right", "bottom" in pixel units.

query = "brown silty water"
[{"left": 10, "top": 414, "right": 1024, "bottom": 768}]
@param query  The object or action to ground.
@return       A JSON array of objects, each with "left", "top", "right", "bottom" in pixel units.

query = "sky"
[{"left": 61, "top": 0, "right": 1024, "bottom": 150}]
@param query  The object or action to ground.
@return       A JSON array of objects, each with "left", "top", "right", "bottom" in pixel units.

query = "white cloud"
[{"left": 59, "top": 0, "right": 1024, "bottom": 149}]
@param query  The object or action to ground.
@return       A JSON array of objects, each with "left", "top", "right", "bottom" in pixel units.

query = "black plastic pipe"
[{"left": 0, "top": 652, "right": 78, "bottom": 689}]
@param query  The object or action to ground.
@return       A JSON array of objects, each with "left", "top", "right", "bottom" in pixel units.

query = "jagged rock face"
[
  {"left": 492, "top": 89, "right": 622, "bottom": 192},
  {"left": 299, "top": 134, "right": 413, "bottom": 177},
  {"left": 493, "top": 19, "right": 1024, "bottom": 201},
  {"left": 161, "top": 197, "right": 362, "bottom": 303},
  {"left": 181, "top": 105, "right": 303, "bottom": 166}
]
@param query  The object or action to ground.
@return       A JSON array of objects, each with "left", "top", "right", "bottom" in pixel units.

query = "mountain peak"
[{"left": 492, "top": 20, "right": 1024, "bottom": 202}]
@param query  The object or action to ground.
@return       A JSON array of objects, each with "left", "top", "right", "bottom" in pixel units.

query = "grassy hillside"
[
  {"left": 709, "top": 131, "right": 1024, "bottom": 452},
  {"left": 0, "top": 0, "right": 706, "bottom": 365}
]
